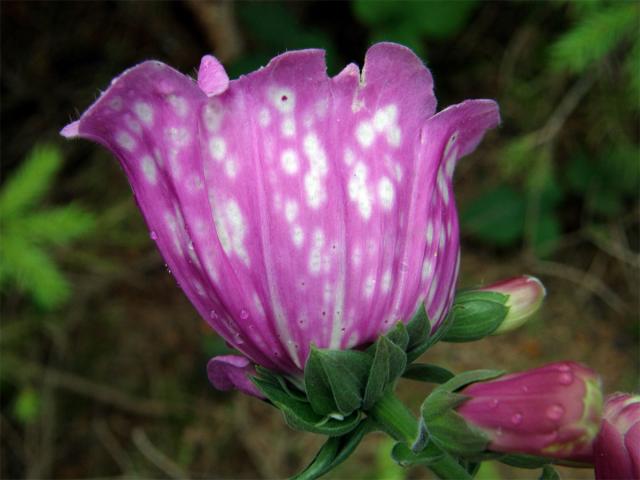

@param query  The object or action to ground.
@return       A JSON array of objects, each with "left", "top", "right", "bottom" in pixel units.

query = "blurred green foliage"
[
  {"left": 353, "top": 0, "right": 478, "bottom": 58},
  {"left": 0, "top": 145, "right": 95, "bottom": 309},
  {"left": 461, "top": 0, "right": 639, "bottom": 256},
  {"left": 229, "top": 2, "right": 340, "bottom": 77}
]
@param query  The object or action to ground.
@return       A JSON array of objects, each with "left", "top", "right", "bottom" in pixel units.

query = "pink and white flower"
[{"left": 62, "top": 43, "right": 499, "bottom": 391}]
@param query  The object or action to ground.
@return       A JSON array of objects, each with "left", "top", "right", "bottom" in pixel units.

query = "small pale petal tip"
[
  {"left": 60, "top": 121, "right": 80, "bottom": 138},
  {"left": 198, "top": 54, "right": 229, "bottom": 97}
]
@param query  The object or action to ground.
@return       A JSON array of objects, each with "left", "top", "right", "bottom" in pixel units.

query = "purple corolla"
[
  {"left": 594, "top": 393, "right": 640, "bottom": 479},
  {"left": 61, "top": 43, "right": 500, "bottom": 391}
]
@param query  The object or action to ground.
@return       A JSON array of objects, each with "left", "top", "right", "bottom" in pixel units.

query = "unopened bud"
[
  {"left": 481, "top": 275, "right": 546, "bottom": 334},
  {"left": 456, "top": 361, "right": 602, "bottom": 463},
  {"left": 594, "top": 392, "right": 640, "bottom": 479}
]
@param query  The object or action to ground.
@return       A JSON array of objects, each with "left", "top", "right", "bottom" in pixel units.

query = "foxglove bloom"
[
  {"left": 457, "top": 362, "right": 603, "bottom": 462},
  {"left": 61, "top": 43, "right": 499, "bottom": 389},
  {"left": 594, "top": 393, "right": 640, "bottom": 479}
]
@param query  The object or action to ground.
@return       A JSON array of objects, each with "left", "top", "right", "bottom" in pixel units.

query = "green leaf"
[
  {"left": 13, "top": 387, "right": 40, "bottom": 424},
  {"left": 461, "top": 186, "right": 526, "bottom": 247},
  {"left": 403, "top": 364, "right": 454, "bottom": 384},
  {"left": 292, "top": 419, "right": 375, "bottom": 480},
  {"left": 531, "top": 212, "right": 562, "bottom": 258},
  {"left": 442, "top": 291, "right": 509, "bottom": 342},
  {"left": 304, "top": 348, "right": 371, "bottom": 417},
  {"left": 353, "top": 0, "right": 479, "bottom": 40},
  {"left": 252, "top": 377, "right": 360, "bottom": 436},
  {"left": 549, "top": 3, "right": 639, "bottom": 73},
  {"left": 0, "top": 145, "right": 63, "bottom": 217},
  {"left": 539, "top": 465, "right": 560, "bottom": 480}
]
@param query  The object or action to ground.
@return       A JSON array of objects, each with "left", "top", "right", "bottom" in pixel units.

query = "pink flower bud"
[
  {"left": 594, "top": 393, "right": 640, "bottom": 479},
  {"left": 61, "top": 44, "right": 500, "bottom": 393},
  {"left": 480, "top": 275, "right": 546, "bottom": 334},
  {"left": 457, "top": 362, "right": 603, "bottom": 462}
]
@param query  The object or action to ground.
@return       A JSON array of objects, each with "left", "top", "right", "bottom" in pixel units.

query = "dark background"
[{"left": 1, "top": 1, "right": 638, "bottom": 478}]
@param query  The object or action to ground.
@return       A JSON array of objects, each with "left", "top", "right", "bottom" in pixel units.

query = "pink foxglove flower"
[
  {"left": 594, "top": 393, "right": 640, "bottom": 479},
  {"left": 61, "top": 43, "right": 499, "bottom": 392},
  {"left": 457, "top": 361, "right": 603, "bottom": 462}
]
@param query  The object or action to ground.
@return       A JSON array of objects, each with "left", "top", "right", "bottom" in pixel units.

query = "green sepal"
[
  {"left": 255, "top": 365, "right": 308, "bottom": 402},
  {"left": 304, "top": 347, "right": 372, "bottom": 417},
  {"left": 499, "top": 454, "right": 553, "bottom": 469},
  {"left": 385, "top": 321, "right": 410, "bottom": 351},
  {"left": 442, "top": 291, "right": 509, "bottom": 343},
  {"left": 390, "top": 441, "right": 444, "bottom": 467},
  {"left": 434, "top": 369, "right": 505, "bottom": 394},
  {"left": 539, "top": 465, "right": 560, "bottom": 480},
  {"left": 421, "top": 409, "right": 490, "bottom": 456},
  {"left": 291, "top": 419, "right": 375, "bottom": 480},
  {"left": 402, "top": 364, "right": 455, "bottom": 384},
  {"left": 252, "top": 377, "right": 361, "bottom": 436},
  {"left": 363, "top": 335, "right": 407, "bottom": 410},
  {"left": 421, "top": 390, "right": 469, "bottom": 423},
  {"left": 406, "top": 305, "right": 455, "bottom": 363},
  {"left": 406, "top": 304, "right": 431, "bottom": 351},
  {"left": 416, "top": 370, "right": 502, "bottom": 456}
]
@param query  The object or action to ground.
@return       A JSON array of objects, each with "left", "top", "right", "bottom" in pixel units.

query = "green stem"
[
  {"left": 369, "top": 390, "right": 418, "bottom": 444},
  {"left": 368, "top": 391, "right": 472, "bottom": 480}
]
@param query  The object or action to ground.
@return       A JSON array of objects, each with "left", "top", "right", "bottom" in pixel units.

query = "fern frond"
[
  {"left": 0, "top": 145, "right": 63, "bottom": 218},
  {"left": 0, "top": 235, "right": 70, "bottom": 310},
  {"left": 9, "top": 205, "right": 95, "bottom": 246},
  {"left": 549, "top": 3, "right": 639, "bottom": 73}
]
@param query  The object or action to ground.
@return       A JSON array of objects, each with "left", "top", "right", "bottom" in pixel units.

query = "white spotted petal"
[{"left": 61, "top": 43, "right": 500, "bottom": 383}]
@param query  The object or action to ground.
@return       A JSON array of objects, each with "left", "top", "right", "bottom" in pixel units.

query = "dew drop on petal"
[
  {"left": 546, "top": 404, "right": 565, "bottom": 420},
  {"left": 239, "top": 309, "right": 249, "bottom": 320},
  {"left": 150, "top": 231, "right": 158, "bottom": 240},
  {"left": 489, "top": 399, "right": 499, "bottom": 408},
  {"left": 521, "top": 386, "right": 529, "bottom": 393},
  {"left": 558, "top": 373, "right": 573, "bottom": 385},
  {"left": 209, "top": 310, "right": 219, "bottom": 320},
  {"left": 511, "top": 413, "right": 523, "bottom": 425}
]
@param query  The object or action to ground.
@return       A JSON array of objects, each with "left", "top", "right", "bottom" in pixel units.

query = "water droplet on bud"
[
  {"left": 239, "top": 309, "right": 249, "bottom": 320},
  {"left": 150, "top": 231, "right": 158, "bottom": 240},
  {"left": 511, "top": 413, "right": 523, "bottom": 425},
  {"left": 521, "top": 386, "right": 530, "bottom": 393},
  {"left": 209, "top": 310, "right": 219, "bottom": 320},
  {"left": 558, "top": 373, "right": 573, "bottom": 385},
  {"left": 546, "top": 404, "right": 565, "bottom": 420},
  {"left": 489, "top": 399, "right": 499, "bottom": 408}
]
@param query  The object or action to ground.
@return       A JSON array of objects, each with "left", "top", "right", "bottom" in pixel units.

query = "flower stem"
[{"left": 368, "top": 391, "right": 472, "bottom": 480}]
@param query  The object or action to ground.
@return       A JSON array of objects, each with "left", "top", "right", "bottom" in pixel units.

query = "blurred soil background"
[{"left": 1, "top": 1, "right": 638, "bottom": 479}]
